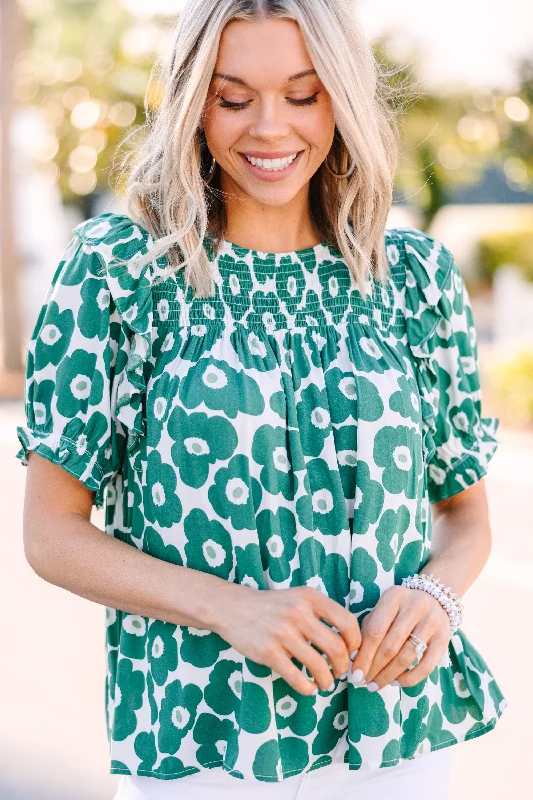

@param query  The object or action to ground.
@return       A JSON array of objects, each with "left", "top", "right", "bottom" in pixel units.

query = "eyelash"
[{"left": 217, "top": 91, "right": 320, "bottom": 111}]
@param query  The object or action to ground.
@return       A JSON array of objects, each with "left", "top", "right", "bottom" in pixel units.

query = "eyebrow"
[{"left": 211, "top": 69, "right": 318, "bottom": 88}]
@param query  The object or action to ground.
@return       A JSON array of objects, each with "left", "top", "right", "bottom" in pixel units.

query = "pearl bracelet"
[{"left": 401, "top": 572, "right": 464, "bottom": 635}]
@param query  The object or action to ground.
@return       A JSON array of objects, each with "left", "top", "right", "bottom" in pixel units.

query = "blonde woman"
[{"left": 17, "top": 1, "right": 507, "bottom": 799}]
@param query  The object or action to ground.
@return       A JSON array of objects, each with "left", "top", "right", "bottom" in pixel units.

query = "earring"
[
  {"left": 324, "top": 152, "right": 356, "bottom": 179},
  {"left": 205, "top": 155, "right": 217, "bottom": 184},
  {"left": 198, "top": 127, "right": 217, "bottom": 184}
]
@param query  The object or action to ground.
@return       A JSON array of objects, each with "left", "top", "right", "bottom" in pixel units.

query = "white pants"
[{"left": 113, "top": 746, "right": 452, "bottom": 800}]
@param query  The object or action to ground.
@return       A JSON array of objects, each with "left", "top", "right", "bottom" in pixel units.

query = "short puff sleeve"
[
  {"left": 399, "top": 227, "right": 500, "bottom": 503},
  {"left": 16, "top": 230, "right": 129, "bottom": 508}
]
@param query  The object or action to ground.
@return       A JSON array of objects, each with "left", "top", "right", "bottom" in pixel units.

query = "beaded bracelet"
[{"left": 401, "top": 572, "right": 464, "bottom": 635}]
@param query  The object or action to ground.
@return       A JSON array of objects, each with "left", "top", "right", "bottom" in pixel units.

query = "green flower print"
[
  {"left": 19, "top": 214, "right": 505, "bottom": 780},
  {"left": 440, "top": 667, "right": 483, "bottom": 725},
  {"left": 180, "top": 627, "right": 231, "bottom": 668},
  {"left": 352, "top": 460, "right": 385, "bottom": 535},
  {"left": 112, "top": 657, "right": 145, "bottom": 741},
  {"left": 401, "top": 695, "right": 429, "bottom": 758},
  {"left": 312, "top": 691, "right": 348, "bottom": 755},
  {"left": 218, "top": 253, "right": 253, "bottom": 322},
  {"left": 298, "top": 289, "right": 328, "bottom": 329},
  {"left": 426, "top": 702, "right": 458, "bottom": 748},
  {"left": 237, "top": 682, "right": 272, "bottom": 734},
  {"left": 318, "top": 260, "right": 350, "bottom": 324},
  {"left": 135, "top": 729, "right": 200, "bottom": 778},
  {"left": 34, "top": 301, "right": 75, "bottom": 369},
  {"left": 291, "top": 537, "right": 349, "bottom": 606},
  {"left": 158, "top": 678, "right": 203, "bottom": 755},
  {"left": 333, "top": 423, "right": 358, "bottom": 500},
  {"left": 348, "top": 684, "right": 389, "bottom": 742},
  {"left": 374, "top": 425, "right": 423, "bottom": 498},
  {"left": 179, "top": 358, "right": 265, "bottom": 417},
  {"left": 234, "top": 542, "right": 267, "bottom": 590},
  {"left": 281, "top": 332, "right": 312, "bottom": 393},
  {"left": 375, "top": 506, "right": 411, "bottom": 572},
  {"left": 120, "top": 614, "right": 148, "bottom": 660},
  {"left": 347, "top": 328, "right": 389, "bottom": 374},
  {"left": 55, "top": 349, "right": 104, "bottom": 417},
  {"left": 252, "top": 737, "right": 309, "bottom": 781},
  {"left": 307, "top": 325, "right": 344, "bottom": 373},
  {"left": 147, "top": 670, "right": 157, "bottom": 725},
  {"left": 273, "top": 678, "right": 317, "bottom": 736},
  {"left": 249, "top": 252, "right": 277, "bottom": 283},
  {"left": 389, "top": 375, "right": 421, "bottom": 423},
  {"left": 193, "top": 713, "right": 239, "bottom": 769},
  {"left": 257, "top": 506, "right": 298, "bottom": 584},
  {"left": 184, "top": 508, "right": 234, "bottom": 579},
  {"left": 349, "top": 547, "right": 381, "bottom": 614},
  {"left": 168, "top": 406, "right": 238, "bottom": 489},
  {"left": 247, "top": 288, "right": 283, "bottom": 330},
  {"left": 276, "top": 256, "right": 306, "bottom": 316},
  {"left": 203, "top": 660, "right": 242, "bottom": 716},
  {"left": 144, "top": 449, "right": 183, "bottom": 528},
  {"left": 209, "top": 454, "right": 262, "bottom": 530},
  {"left": 324, "top": 367, "right": 357, "bottom": 425},
  {"left": 252, "top": 424, "right": 297, "bottom": 501},
  {"left": 144, "top": 525, "right": 183, "bottom": 567},
  {"left": 146, "top": 370, "right": 180, "bottom": 448},
  {"left": 147, "top": 620, "right": 178, "bottom": 686},
  {"left": 296, "top": 458, "right": 348, "bottom": 537}
]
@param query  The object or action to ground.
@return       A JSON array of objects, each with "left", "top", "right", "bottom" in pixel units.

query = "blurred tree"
[
  {"left": 1, "top": 0, "right": 23, "bottom": 373},
  {"left": 13, "top": 2, "right": 533, "bottom": 227},
  {"left": 15, "top": 0, "right": 168, "bottom": 216}
]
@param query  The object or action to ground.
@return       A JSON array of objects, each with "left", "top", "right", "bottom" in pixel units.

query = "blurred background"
[{"left": 1, "top": 0, "right": 532, "bottom": 798}]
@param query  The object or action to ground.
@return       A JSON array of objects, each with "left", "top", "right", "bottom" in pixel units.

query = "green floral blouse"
[{"left": 16, "top": 213, "right": 507, "bottom": 782}]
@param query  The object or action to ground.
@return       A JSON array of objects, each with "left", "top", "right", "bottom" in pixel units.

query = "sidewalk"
[{"left": 1, "top": 399, "right": 531, "bottom": 799}]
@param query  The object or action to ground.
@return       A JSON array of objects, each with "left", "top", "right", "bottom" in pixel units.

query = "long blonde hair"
[{"left": 113, "top": 0, "right": 411, "bottom": 299}]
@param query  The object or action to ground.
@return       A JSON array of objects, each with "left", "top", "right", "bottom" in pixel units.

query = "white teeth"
[{"left": 245, "top": 153, "right": 299, "bottom": 171}]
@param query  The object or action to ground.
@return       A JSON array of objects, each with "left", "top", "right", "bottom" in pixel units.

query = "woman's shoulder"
[
  {"left": 72, "top": 212, "right": 154, "bottom": 262},
  {"left": 384, "top": 225, "right": 456, "bottom": 295}
]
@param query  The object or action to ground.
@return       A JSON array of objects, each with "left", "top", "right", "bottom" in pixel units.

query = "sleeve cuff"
[{"left": 16, "top": 425, "right": 111, "bottom": 508}]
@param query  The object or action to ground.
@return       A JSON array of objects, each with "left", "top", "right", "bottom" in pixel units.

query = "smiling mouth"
[{"left": 239, "top": 150, "right": 305, "bottom": 173}]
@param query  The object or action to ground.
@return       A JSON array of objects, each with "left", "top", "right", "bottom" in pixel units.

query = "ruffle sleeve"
[
  {"left": 398, "top": 227, "right": 500, "bottom": 503},
  {"left": 74, "top": 213, "right": 159, "bottom": 473},
  {"left": 16, "top": 213, "right": 159, "bottom": 506}
]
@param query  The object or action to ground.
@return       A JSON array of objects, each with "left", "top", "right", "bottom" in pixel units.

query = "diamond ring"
[{"left": 408, "top": 633, "right": 428, "bottom": 659}]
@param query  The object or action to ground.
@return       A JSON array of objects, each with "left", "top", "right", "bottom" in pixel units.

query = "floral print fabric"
[{"left": 16, "top": 213, "right": 507, "bottom": 782}]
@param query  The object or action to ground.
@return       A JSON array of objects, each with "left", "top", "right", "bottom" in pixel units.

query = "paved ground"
[{"left": 1, "top": 399, "right": 531, "bottom": 799}]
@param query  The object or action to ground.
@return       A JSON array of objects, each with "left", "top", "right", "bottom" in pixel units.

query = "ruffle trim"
[
  {"left": 401, "top": 229, "right": 454, "bottom": 464},
  {"left": 74, "top": 214, "right": 160, "bottom": 471},
  {"left": 398, "top": 228, "right": 499, "bottom": 471},
  {"left": 15, "top": 426, "right": 112, "bottom": 509}
]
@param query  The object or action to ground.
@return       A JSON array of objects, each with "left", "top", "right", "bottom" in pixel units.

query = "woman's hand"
[
  {"left": 212, "top": 584, "right": 361, "bottom": 696},
  {"left": 350, "top": 585, "right": 451, "bottom": 690}
]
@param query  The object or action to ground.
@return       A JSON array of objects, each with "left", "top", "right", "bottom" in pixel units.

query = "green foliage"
[
  {"left": 16, "top": 0, "right": 170, "bottom": 209},
  {"left": 477, "top": 229, "right": 533, "bottom": 283},
  {"left": 489, "top": 350, "right": 533, "bottom": 424},
  {"left": 14, "top": 2, "right": 533, "bottom": 222}
]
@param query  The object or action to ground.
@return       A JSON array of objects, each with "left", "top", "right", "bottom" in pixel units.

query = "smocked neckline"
[{"left": 216, "top": 235, "right": 331, "bottom": 260}]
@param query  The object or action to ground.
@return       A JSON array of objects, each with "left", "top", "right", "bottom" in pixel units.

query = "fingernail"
[
  {"left": 339, "top": 670, "right": 349, "bottom": 680},
  {"left": 327, "top": 682, "right": 335, "bottom": 692},
  {"left": 391, "top": 680, "right": 400, "bottom": 687},
  {"left": 366, "top": 681, "right": 379, "bottom": 692},
  {"left": 351, "top": 668, "right": 365, "bottom": 684},
  {"left": 311, "top": 687, "right": 319, "bottom": 695},
  {"left": 349, "top": 649, "right": 359, "bottom": 660}
]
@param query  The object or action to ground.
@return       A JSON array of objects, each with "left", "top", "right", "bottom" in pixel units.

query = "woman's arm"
[
  {"left": 421, "top": 478, "right": 492, "bottom": 596},
  {"left": 349, "top": 479, "right": 493, "bottom": 690},
  {"left": 24, "top": 451, "right": 361, "bottom": 695}
]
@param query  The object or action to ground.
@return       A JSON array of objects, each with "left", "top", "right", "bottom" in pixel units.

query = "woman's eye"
[{"left": 218, "top": 91, "right": 320, "bottom": 111}]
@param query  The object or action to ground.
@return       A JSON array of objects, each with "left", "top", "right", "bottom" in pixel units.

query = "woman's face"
[{"left": 202, "top": 18, "right": 336, "bottom": 209}]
